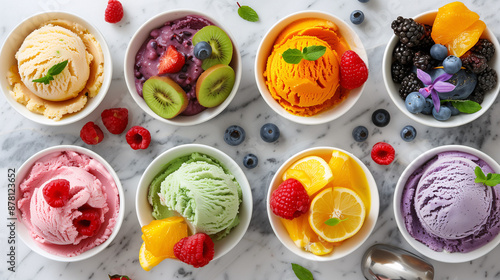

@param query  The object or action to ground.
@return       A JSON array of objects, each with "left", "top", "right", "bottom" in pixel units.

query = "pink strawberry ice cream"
[{"left": 17, "top": 150, "right": 120, "bottom": 257}]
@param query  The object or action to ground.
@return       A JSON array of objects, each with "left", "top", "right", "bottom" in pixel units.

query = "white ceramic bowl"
[
  {"left": 136, "top": 144, "right": 252, "bottom": 262},
  {"left": 0, "top": 11, "right": 112, "bottom": 126},
  {"left": 394, "top": 145, "right": 500, "bottom": 263},
  {"left": 266, "top": 147, "right": 379, "bottom": 261},
  {"left": 255, "top": 11, "right": 368, "bottom": 125},
  {"left": 124, "top": 10, "right": 242, "bottom": 126},
  {"left": 15, "top": 145, "right": 125, "bottom": 262},
  {"left": 383, "top": 11, "right": 500, "bottom": 128}
]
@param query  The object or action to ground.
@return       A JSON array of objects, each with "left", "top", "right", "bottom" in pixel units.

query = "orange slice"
[
  {"left": 309, "top": 187, "right": 366, "bottom": 243},
  {"left": 447, "top": 20, "right": 486, "bottom": 57},
  {"left": 328, "top": 150, "right": 352, "bottom": 188},
  {"left": 141, "top": 216, "right": 188, "bottom": 258},
  {"left": 281, "top": 214, "right": 334, "bottom": 256},
  {"left": 287, "top": 156, "right": 333, "bottom": 196},
  {"left": 139, "top": 242, "right": 166, "bottom": 271},
  {"left": 431, "top": 2, "right": 480, "bottom": 45}
]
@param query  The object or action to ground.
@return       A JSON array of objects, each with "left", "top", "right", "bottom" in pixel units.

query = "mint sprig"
[
  {"left": 237, "top": 2, "right": 259, "bottom": 22},
  {"left": 282, "top": 46, "right": 326, "bottom": 64},
  {"left": 32, "top": 60, "right": 68, "bottom": 85},
  {"left": 474, "top": 166, "right": 500, "bottom": 186},
  {"left": 441, "top": 99, "right": 482, "bottom": 114},
  {"left": 324, "top": 217, "right": 348, "bottom": 226},
  {"left": 292, "top": 263, "right": 313, "bottom": 280}
]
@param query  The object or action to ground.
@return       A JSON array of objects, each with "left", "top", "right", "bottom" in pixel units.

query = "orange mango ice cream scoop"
[{"left": 263, "top": 18, "right": 350, "bottom": 116}]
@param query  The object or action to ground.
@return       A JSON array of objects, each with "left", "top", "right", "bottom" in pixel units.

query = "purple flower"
[{"left": 416, "top": 69, "right": 456, "bottom": 112}]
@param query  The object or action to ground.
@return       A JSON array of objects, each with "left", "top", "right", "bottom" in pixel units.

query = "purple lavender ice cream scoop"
[{"left": 402, "top": 151, "right": 500, "bottom": 253}]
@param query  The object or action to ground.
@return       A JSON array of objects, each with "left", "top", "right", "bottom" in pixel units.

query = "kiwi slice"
[
  {"left": 192, "top": 26, "right": 233, "bottom": 70},
  {"left": 196, "top": 64, "right": 235, "bottom": 108},
  {"left": 143, "top": 76, "right": 188, "bottom": 119}
]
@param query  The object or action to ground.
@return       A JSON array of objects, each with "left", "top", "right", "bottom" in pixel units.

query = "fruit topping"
[
  {"left": 196, "top": 64, "right": 235, "bottom": 108},
  {"left": 371, "top": 142, "right": 395, "bottom": 165},
  {"left": 260, "top": 123, "right": 280, "bottom": 143},
  {"left": 430, "top": 44, "right": 448, "bottom": 60},
  {"left": 442, "top": 55, "right": 463, "bottom": 74},
  {"left": 109, "top": 275, "right": 131, "bottom": 280},
  {"left": 126, "top": 126, "right": 151, "bottom": 150},
  {"left": 139, "top": 242, "right": 165, "bottom": 271},
  {"left": 101, "top": 108, "right": 128, "bottom": 134},
  {"left": 73, "top": 208, "right": 102, "bottom": 237},
  {"left": 399, "top": 73, "right": 423, "bottom": 100},
  {"left": 158, "top": 45, "right": 185, "bottom": 74},
  {"left": 286, "top": 156, "right": 333, "bottom": 196},
  {"left": 413, "top": 51, "right": 432, "bottom": 71},
  {"left": 281, "top": 214, "right": 334, "bottom": 255},
  {"left": 80, "top": 122, "right": 104, "bottom": 145},
  {"left": 270, "top": 178, "right": 310, "bottom": 220},
  {"left": 477, "top": 66, "right": 498, "bottom": 91},
  {"left": 352, "top": 126, "right": 369, "bottom": 142},
  {"left": 470, "top": 39, "right": 495, "bottom": 61},
  {"left": 405, "top": 92, "right": 426, "bottom": 114},
  {"left": 141, "top": 216, "right": 188, "bottom": 259},
  {"left": 393, "top": 43, "right": 415, "bottom": 65},
  {"left": 350, "top": 10, "right": 365, "bottom": 25},
  {"left": 243, "top": 154, "right": 258, "bottom": 169},
  {"left": 461, "top": 52, "right": 488, "bottom": 74},
  {"left": 400, "top": 125, "right": 417, "bottom": 142},
  {"left": 143, "top": 76, "right": 188, "bottom": 119},
  {"left": 192, "top": 26, "right": 233, "bottom": 70},
  {"left": 431, "top": 2, "right": 479, "bottom": 45},
  {"left": 432, "top": 105, "right": 452, "bottom": 121},
  {"left": 193, "top": 41, "right": 212, "bottom": 60},
  {"left": 391, "top": 16, "right": 425, "bottom": 48},
  {"left": 391, "top": 61, "right": 410, "bottom": 83},
  {"left": 224, "top": 125, "right": 245, "bottom": 146},
  {"left": 371, "top": 109, "right": 391, "bottom": 127},
  {"left": 105, "top": 0, "right": 124, "bottom": 24},
  {"left": 42, "top": 179, "right": 70, "bottom": 208},
  {"left": 340, "top": 50, "right": 368, "bottom": 89},
  {"left": 173, "top": 233, "right": 215, "bottom": 268}
]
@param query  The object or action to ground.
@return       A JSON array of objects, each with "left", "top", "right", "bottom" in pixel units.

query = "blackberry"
[
  {"left": 391, "top": 16, "right": 425, "bottom": 48},
  {"left": 413, "top": 51, "right": 432, "bottom": 71},
  {"left": 461, "top": 52, "right": 488, "bottom": 74},
  {"left": 391, "top": 61, "right": 410, "bottom": 83},
  {"left": 470, "top": 39, "right": 495, "bottom": 61},
  {"left": 468, "top": 87, "right": 485, "bottom": 104},
  {"left": 418, "top": 24, "right": 435, "bottom": 50},
  {"left": 393, "top": 43, "right": 414, "bottom": 65},
  {"left": 477, "top": 66, "right": 498, "bottom": 91},
  {"left": 399, "top": 73, "right": 423, "bottom": 100}
]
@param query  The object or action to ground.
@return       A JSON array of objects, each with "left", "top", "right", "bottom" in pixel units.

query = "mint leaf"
[
  {"left": 32, "top": 60, "right": 68, "bottom": 84},
  {"left": 475, "top": 166, "right": 486, "bottom": 181},
  {"left": 486, "top": 174, "right": 500, "bottom": 186},
  {"left": 292, "top": 263, "right": 313, "bottom": 280},
  {"left": 32, "top": 75, "right": 54, "bottom": 85},
  {"left": 447, "top": 100, "right": 482, "bottom": 114},
  {"left": 475, "top": 166, "right": 500, "bottom": 186},
  {"left": 237, "top": 3, "right": 259, "bottom": 22},
  {"left": 324, "top": 217, "right": 348, "bottom": 226},
  {"left": 282, "top": 49, "right": 303, "bottom": 64},
  {"left": 302, "top": 45, "right": 326, "bottom": 61}
]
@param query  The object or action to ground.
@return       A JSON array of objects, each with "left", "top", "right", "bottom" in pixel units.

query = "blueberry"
[
  {"left": 260, "top": 123, "right": 280, "bottom": 143},
  {"left": 352, "top": 126, "right": 369, "bottom": 142},
  {"left": 243, "top": 154, "right": 258, "bottom": 169},
  {"left": 400, "top": 125, "right": 417, "bottom": 142},
  {"left": 430, "top": 44, "right": 448, "bottom": 61},
  {"left": 444, "top": 102, "right": 460, "bottom": 116},
  {"left": 350, "top": 10, "right": 364, "bottom": 25},
  {"left": 358, "top": 0, "right": 369, "bottom": 2},
  {"left": 194, "top": 41, "right": 212, "bottom": 60},
  {"left": 421, "top": 98, "right": 434, "bottom": 115},
  {"left": 443, "top": 55, "right": 462, "bottom": 74},
  {"left": 432, "top": 106, "right": 452, "bottom": 121},
  {"left": 405, "top": 92, "right": 426, "bottom": 114},
  {"left": 224, "top": 125, "right": 245, "bottom": 146},
  {"left": 372, "top": 109, "right": 391, "bottom": 127}
]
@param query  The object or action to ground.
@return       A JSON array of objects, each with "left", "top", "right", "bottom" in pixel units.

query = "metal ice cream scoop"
[{"left": 361, "top": 244, "right": 434, "bottom": 280}]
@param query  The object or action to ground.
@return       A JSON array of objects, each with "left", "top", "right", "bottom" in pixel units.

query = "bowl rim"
[
  {"left": 393, "top": 144, "right": 500, "bottom": 263},
  {"left": 0, "top": 11, "right": 113, "bottom": 126},
  {"left": 123, "top": 9, "right": 242, "bottom": 127},
  {"left": 15, "top": 145, "right": 125, "bottom": 262},
  {"left": 383, "top": 10, "right": 500, "bottom": 128},
  {"left": 135, "top": 143, "right": 253, "bottom": 262},
  {"left": 254, "top": 10, "right": 368, "bottom": 125},
  {"left": 266, "top": 146, "right": 379, "bottom": 261}
]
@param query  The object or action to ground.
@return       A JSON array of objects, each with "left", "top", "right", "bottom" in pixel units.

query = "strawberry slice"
[{"left": 158, "top": 45, "right": 185, "bottom": 74}]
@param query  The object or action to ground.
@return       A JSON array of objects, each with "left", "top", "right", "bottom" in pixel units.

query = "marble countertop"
[{"left": 1, "top": 0, "right": 500, "bottom": 279}]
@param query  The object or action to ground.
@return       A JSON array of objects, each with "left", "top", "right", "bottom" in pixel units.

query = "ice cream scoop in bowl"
[
  {"left": 255, "top": 11, "right": 368, "bottom": 125},
  {"left": 0, "top": 11, "right": 112, "bottom": 126},
  {"left": 124, "top": 10, "right": 241, "bottom": 126},
  {"left": 15, "top": 145, "right": 124, "bottom": 262},
  {"left": 394, "top": 145, "right": 500, "bottom": 263},
  {"left": 136, "top": 144, "right": 252, "bottom": 266}
]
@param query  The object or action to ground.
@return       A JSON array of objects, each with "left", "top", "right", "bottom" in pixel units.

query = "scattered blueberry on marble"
[
  {"left": 400, "top": 125, "right": 417, "bottom": 142},
  {"left": 372, "top": 109, "right": 391, "bottom": 127},
  {"left": 352, "top": 126, "right": 369, "bottom": 142},
  {"left": 260, "top": 123, "right": 280, "bottom": 143},
  {"left": 350, "top": 10, "right": 365, "bottom": 25},
  {"left": 430, "top": 44, "right": 448, "bottom": 61},
  {"left": 443, "top": 55, "right": 462, "bottom": 74},
  {"left": 194, "top": 41, "right": 212, "bottom": 60},
  {"left": 405, "top": 92, "right": 426, "bottom": 114},
  {"left": 243, "top": 154, "right": 258, "bottom": 169},
  {"left": 432, "top": 106, "right": 452, "bottom": 121},
  {"left": 358, "top": 0, "right": 370, "bottom": 2},
  {"left": 224, "top": 125, "right": 245, "bottom": 146}
]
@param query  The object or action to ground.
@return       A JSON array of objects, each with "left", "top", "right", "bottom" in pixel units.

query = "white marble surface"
[{"left": 1, "top": 0, "right": 500, "bottom": 279}]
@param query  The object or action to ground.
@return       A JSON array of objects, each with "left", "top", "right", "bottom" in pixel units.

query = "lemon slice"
[
  {"left": 287, "top": 156, "right": 333, "bottom": 196},
  {"left": 282, "top": 169, "right": 312, "bottom": 190},
  {"left": 328, "top": 150, "right": 352, "bottom": 188},
  {"left": 141, "top": 216, "right": 188, "bottom": 258}
]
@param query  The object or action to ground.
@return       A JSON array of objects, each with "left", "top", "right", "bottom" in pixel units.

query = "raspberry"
[
  {"left": 101, "top": 108, "right": 128, "bottom": 134},
  {"left": 126, "top": 126, "right": 151, "bottom": 150},
  {"left": 371, "top": 142, "right": 395, "bottom": 165},
  {"left": 108, "top": 275, "right": 130, "bottom": 280},
  {"left": 173, "top": 233, "right": 214, "bottom": 268},
  {"left": 80, "top": 122, "right": 104, "bottom": 145},
  {"left": 42, "top": 179, "right": 70, "bottom": 208},
  {"left": 105, "top": 0, "right": 124, "bottom": 24},
  {"left": 340, "top": 50, "right": 369, "bottom": 90},
  {"left": 270, "top": 178, "right": 310, "bottom": 220},
  {"left": 73, "top": 208, "right": 102, "bottom": 237}
]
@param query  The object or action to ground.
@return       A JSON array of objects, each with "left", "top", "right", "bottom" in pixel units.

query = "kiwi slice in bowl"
[
  {"left": 192, "top": 26, "right": 233, "bottom": 70},
  {"left": 196, "top": 64, "right": 235, "bottom": 108},
  {"left": 143, "top": 76, "right": 188, "bottom": 119}
]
